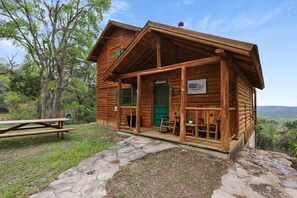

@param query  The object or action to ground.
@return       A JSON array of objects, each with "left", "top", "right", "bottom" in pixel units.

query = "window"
[
  {"left": 115, "top": 50, "right": 121, "bottom": 59},
  {"left": 115, "top": 48, "right": 126, "bottom": 60},
  {"left": 116, "top": 88, "right": 137, "bottom": 106}
]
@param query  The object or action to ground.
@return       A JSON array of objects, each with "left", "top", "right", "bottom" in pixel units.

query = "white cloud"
[
  {"left": 171, "top": 0, "right": 195, "bottom": 13},
  {"left": 231, "top": 1, "right": 295, "bottom": 31},
  {"left": 196, "top": 16, "right": 225, "bottom": 33},
  {"left": 183, "top": 0, "right": 194, "bottom": 5},
  {"left": 102, "top": 0, "right": 134, "bottom": 25},
  {"left": 191, "top": 1, "right": 295, "bottom": 34}
]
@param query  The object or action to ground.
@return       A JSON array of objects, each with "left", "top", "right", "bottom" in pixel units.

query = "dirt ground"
[{"left": 106, "top": 147, "right": 230, "bottom": 198}]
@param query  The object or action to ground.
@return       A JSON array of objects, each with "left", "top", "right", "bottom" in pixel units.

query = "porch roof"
[{"left": 101, "top": 21, "right": 264, "bottom": 89}]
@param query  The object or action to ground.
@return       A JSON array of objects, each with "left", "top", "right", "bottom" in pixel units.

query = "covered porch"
[
  {"left": 115, "top": 56, "right": 238, "bottom": 153},
  {"left": 118, "top": 126, "right": 240, "bottom": 155}
]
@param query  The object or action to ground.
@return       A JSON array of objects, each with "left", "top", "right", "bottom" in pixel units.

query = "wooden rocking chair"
[{"left": 159, "top": 115, "right": 180, "bottom": 134}]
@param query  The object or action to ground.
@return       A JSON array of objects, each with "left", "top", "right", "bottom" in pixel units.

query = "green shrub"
[{"left": 4, "top": 92, "right": 38, "bottom": 120}]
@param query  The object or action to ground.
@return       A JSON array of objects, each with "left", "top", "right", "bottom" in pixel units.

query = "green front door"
[{"left": 153, "top": 83, "right": 169, "bottom": 126}]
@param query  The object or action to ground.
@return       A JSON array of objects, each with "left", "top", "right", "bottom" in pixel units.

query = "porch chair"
[
  {"left": 198, "top": 106, "right": 220, "bottom": 140},
  {"left": 159, "top": 115, "right": 180, "bottom": 134}
]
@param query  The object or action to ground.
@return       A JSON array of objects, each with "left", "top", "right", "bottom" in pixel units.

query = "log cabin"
[{"left": 87, "top": 20, "right": 264, "bottom": 157}]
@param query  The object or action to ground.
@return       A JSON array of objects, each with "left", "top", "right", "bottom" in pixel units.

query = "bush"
[
  {"left": 256, "top": 117, "right": 297, "bottom": 156},
  {"left": 4, "top": 92, "right": 38, "bottom": 120},
  {"left": 63, "top": 102, "right": 96, "bottom": 124}
]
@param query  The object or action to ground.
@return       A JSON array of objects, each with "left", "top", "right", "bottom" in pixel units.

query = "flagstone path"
[{"left": 30, "top": 136, "right": 176, "bottom": 198}]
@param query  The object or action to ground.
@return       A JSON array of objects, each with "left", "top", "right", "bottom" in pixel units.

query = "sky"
[{"left": 1, "top": 0, "right": 297, "bottom": 106}]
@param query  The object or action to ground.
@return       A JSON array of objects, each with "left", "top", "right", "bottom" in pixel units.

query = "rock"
[
  {"left": 283, "top": 187, "right": 297, "bottom": 198},
  {"left": 29, "top": 191, "right": 56, "bottom": 198},
  {"left": 117, "top": 145, "right": 135, "bottom": 154},
  {"left": 129, "top": 150, "right": 147, "bottom": 161},
  {"left": 235, "top": 167, "right": 249, "bottom": 178},
  {"left": 220, "top": 174, "right": 248, "bottom": 196},
  {"left": 58, "top": 168, "right": 79, "bottom": 179},
  {"left": 53, "top": 191, "right": 80, "bottom": 198},
  {"left": 260, "top": 172, "right": 281, "bottom": 184},
  {"left": 212, "top": 189, "right": 236, "bottom": 198},
  {"left": 142, "top": 142, "right": 175, "bottom": 154},
  {"left": 50, "top": 176, "right": 79, "bottom": 190},
  {"left": 282, "top": 180, "right": 297, "bottom": 189}
]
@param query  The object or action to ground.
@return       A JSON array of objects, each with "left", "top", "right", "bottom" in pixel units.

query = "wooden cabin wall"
[
  {"left": 237, "top": 73, "right": 254, "bottom": 141},
  {"left": 96, "top": 28, "right": 136, "bottom": 125},
  {"left": 140, "top": 64, "right": 227, "bottom": 127},
  {"left": 187, "top": 64, "right": 220, "bottom": 107},
  {"left": 141, "top": 71, "right": 181, "bottom": 127},
  {"left": 229, "top": 68, "right": 238, "bottom": 137}
]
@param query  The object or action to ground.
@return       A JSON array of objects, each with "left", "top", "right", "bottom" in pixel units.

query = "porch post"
[
  {"left": 180, "top": 66, "right": 187, "bottom": 142},
  {"left": 116, "top": 79, "right": 122, "bottom": 129},
  {"left": 136, "top": 74, "right": 141, "bottom": 133},
  {"left": 220, "top": 60, "right": 230, "bottom": 151}
]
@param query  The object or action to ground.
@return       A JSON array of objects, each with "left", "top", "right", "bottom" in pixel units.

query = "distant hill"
[{"left": 257, "top": 106, "right": 297, "bottom": 123}]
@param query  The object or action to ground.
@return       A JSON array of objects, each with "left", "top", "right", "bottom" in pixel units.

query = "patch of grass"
[{"left": 0, "top": 124, "right": 125, "bottom": 198}]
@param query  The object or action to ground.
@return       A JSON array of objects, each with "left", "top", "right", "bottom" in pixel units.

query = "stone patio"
[{"left": 212, "top": 148, "right": 297, "bottom": 198}]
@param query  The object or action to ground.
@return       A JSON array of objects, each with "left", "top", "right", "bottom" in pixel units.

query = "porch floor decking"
[{"left": 119, "top": 127, "right": 239, "bottom": 154}]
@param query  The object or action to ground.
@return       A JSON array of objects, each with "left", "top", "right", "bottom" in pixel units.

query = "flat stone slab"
[
  {"left": 212, "top": 148, "right": 297, "bottom": 198},
  {"left": 30, "top": 136, "right": 176, "bottom": 198}
]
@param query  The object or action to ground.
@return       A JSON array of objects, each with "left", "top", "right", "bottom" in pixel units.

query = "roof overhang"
[{"left": 102, "top": 21, "right": 265, "bottom": 89}]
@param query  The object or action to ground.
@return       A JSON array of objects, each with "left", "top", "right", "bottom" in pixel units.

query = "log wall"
[
  {"left": 139, "top": 63, "right": 238, "bottom": 128},
  {"left": 96, "top": 28, "right": 136, "bottom": 125},
  {"left": 237, "top": 73, "right": 255, "bottom": 141}
]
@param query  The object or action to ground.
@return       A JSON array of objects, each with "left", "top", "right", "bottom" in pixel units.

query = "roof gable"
[{"left": 87, "top": 20, "right": 141, "bottom": 62}]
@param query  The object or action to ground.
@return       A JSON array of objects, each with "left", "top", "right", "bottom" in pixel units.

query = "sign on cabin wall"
[
  {"left": 187, "top": 79, "right": 207, "bottom": 94},
  {"left": 154, "top": 80, "right": 167, "bottom": 84}
]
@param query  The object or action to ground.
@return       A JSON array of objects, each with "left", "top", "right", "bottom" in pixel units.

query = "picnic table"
[{"left": 0, "top": 118, "right": 74, "bottom": 139}]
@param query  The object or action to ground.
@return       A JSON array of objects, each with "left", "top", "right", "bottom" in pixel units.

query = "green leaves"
[
  {"left": 0, "top": 0, "right": 110, "bottom": 118},
  {"left": 257, "top": 117, "right": 297, "bottom": 156}
]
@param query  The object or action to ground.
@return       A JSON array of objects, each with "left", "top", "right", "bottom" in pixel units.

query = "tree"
[
  {"left": 0, "top": 0, "right": 110, "bottom": 118},
  {"left": 62, "top": 60, "right": 97, "bottom": 123},
  {"left": 256, "top": 117, "right": 279, "bottom": 150},
  {"left": 0, "top": 56, "right": 17, "bottom": 113}
]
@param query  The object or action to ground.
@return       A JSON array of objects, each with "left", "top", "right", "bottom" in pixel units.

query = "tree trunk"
[
  {"left": 47, "top": 90, "right": 54, "bottom": 118},
  {"left": 40, "top": 77, "right": 48, "bottom": 119},
  {"left": 51, "top": 71, "right": 63, "bottom": 118}
]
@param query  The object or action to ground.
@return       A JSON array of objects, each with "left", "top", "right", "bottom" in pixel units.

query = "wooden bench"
[
  {"left": 0, "top": 128, "right": 74, "bottom": 139},
  {"left": 0, "top": 118, "right": 74, "bottom": 139}
]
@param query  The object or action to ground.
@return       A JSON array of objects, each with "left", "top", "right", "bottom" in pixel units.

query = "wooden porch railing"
[
  {"left": 119, "top": 106, "right": 136, "bottom": 129},
  {"left": 185, "top": 107, "right": 236, "bottom": 144}
]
